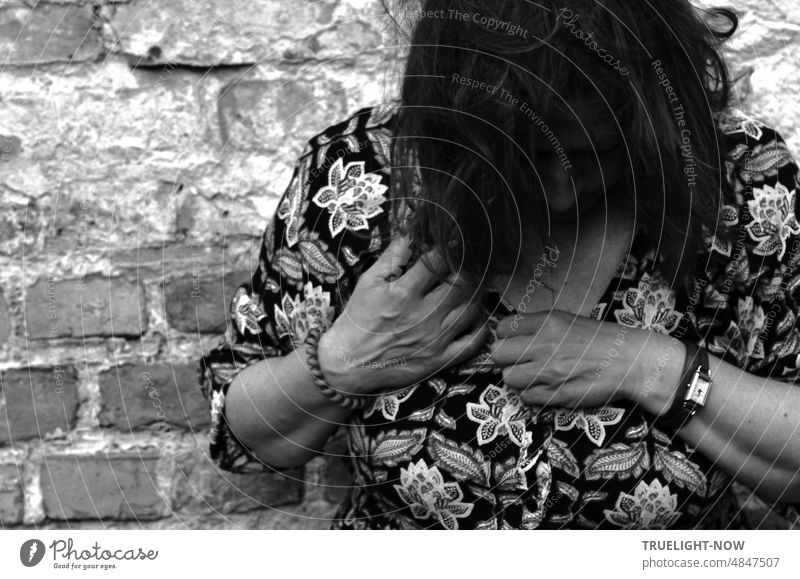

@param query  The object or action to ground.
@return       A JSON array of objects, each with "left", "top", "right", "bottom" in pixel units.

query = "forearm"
[
  {"left": 224, "top": 346, "right": 354, "bottom": 469},
  {"left": 637, "top": 334, "right": 800, "bottom": 503}
]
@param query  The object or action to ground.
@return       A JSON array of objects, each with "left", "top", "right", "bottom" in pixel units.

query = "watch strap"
[{"left": 655, "top": 340, "right": 707, "bottom": 432}]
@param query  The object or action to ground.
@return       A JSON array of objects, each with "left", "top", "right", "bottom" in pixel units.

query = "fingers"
[
  {"left": 441, "top": 313, "right": 492, "bottom": 368},
  {"left": 371, "top": 235, "right": 414, "bottom": 280},
  {"left": 395, "top": 247, "right": 452, "bottom": 295},
  {"left": 443, "top": 300, "right": 486, "bottom": 338}
]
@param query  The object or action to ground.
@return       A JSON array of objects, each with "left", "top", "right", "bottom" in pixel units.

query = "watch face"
[{"left": 687, "top": 368, "right": 711, "bottom": 405}]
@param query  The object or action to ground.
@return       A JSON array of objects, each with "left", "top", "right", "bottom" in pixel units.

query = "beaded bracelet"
[{"left": 304, "top": 326, "right": 368, "bottom": 410}]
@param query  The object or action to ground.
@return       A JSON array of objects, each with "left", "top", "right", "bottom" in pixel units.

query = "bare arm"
[
  {"left": 224, "top": 343, "right": 354, "bottom": 470},
  {"left": 636, "top": 335, "right": 800, "bottom": 504}
]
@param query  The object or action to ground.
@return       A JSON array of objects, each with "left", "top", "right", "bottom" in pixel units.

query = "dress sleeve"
[
  {"left": 711, "top": 114, "right": 800, "bottom": 527},
  {"left": 198, "top": 107, "right": 396, "bottom": 474}
]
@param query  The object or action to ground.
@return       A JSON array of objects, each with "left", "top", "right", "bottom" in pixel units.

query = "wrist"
[
  {"left": 316, "top": 329, "right": 366, "bottom": 397},
  {"left": 631, "top": 333, "right": 687, "bottom": 416}
]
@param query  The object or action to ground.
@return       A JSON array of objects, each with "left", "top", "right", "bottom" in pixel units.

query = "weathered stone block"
[
  {"left": 41, "top": 453, "right": 165, "bottom": 520},
  {"left": 164, "top": 270, "right": 251, "bottom": 334},
  {"left": 24, "top": 275, "right": 147, "bottom": 339},
  {"left": 0, "top": 464, "right": 25, "bottom": 525},
  {"left": 172, "top": 451, "right": 303, "bottom": 514},
  {"left": 0, "top": 367, "right": 80, "bottom": 445},
  {"left": 0, "top": 3, "right": 101, "bottom": 65},
  {"left": 98, "top": 363, "right": 209, "bottom": 431}
]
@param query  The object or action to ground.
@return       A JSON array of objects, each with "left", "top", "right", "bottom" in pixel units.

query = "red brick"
[
  {"left": 98, "top": 363, "right": 209, "bottom": 431},
  {"left": 41, "top": 453, "right": 165, "bottom": 520},
  {"left": 0, "top": 3, "right": 101, "bottom": 65},
  {"left": 172, "top": 451, "right": 303, "bottom": 514},
  {"left": 0, "top": 464, "right": 25, "bottom": 525},
  {"left": 164, "top": 270, "right": 251, "bottom": 334},
  {"left": 24, "top": 274, "right": 147, "bottom": 339},
  {"left": 0, "top": 367, "right": 80, "bottom": 445}
]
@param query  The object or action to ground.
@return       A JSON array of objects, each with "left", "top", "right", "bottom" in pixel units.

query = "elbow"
[{"left": 246, "top": 439, "right": 319, "bottom": 470}]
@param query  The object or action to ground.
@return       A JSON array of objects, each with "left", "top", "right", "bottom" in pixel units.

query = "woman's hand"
[
  {"left": 317, "top": 236, "right": 491, "bottom": 397},
  {"left": 488, "top": 309, "right": 686, "bottom": 411}
]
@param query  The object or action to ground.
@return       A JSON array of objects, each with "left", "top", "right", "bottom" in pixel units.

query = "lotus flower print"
[
  {"left": 614, "top": 273, "right": 683, "bottom": 332},
  {"left": 604, "top": 479, "right": 682, "bottom": 529},
  {"left": 312, "top": 158, "right": 387, "bottom": 237},
  {"left": 393, "top": 459, "right": 474, "bottom": 530},
  {"left": 745, "top": 182, "right": 800, "bottom": 260},
  {"left": 274, "top": 282, "right": 335, "bottom": 345}
]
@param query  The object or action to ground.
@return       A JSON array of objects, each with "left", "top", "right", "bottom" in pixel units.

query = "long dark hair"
[{"left": 381, "top": 0, "right": 739, "bottom": 293}]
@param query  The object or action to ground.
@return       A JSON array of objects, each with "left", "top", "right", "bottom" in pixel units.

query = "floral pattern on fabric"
[{"left": 198, "top": 102, "right": 800, "bottom": 529}]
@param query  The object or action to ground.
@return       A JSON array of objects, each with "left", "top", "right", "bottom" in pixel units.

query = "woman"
[{"left": 199, "top": 0, "right": 800, "bottom": 529}]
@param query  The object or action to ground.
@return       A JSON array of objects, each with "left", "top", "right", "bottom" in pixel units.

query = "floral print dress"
[{"left": 199, "top": 100, "right": 800, "bottom": 530}]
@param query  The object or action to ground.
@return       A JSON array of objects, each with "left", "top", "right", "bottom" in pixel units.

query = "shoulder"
[
  {"left": 268, "top": 101, "right": 401, "bottom": 284},
  {"left": 707, "top": 108, "right": 800, "bottom": 267},
  {"left": 299, "top": 98, "right": 400, "bottom": 173}
]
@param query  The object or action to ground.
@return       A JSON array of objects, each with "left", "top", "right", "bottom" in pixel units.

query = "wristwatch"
[{"left": 655, "top": 341, "right": 712, "bottom": 432}]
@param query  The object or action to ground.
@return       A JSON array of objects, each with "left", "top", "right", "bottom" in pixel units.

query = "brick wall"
[{"left": 0, "top": 0, "right": 797, "bottom": 530}]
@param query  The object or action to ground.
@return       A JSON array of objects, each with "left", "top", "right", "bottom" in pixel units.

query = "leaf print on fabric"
[
  {"left": 493, "top": 457, "right": 529, "bottom": 493},
  {"left": 552, "top": 406, "right": 625, "bottom": 446},
  {"left": 273, "top": 248, "right": 305, "bottom": 287},
  {"left": 445, "top": 383, "right": 478, "bottom": 398},
  {"left": 426, "top": 377, "right": 448, "bottom": 396},
  {"left": 654, "top": 444, "right": 708, "bottom": 496},
  {"left": 624, "top": 418, "right": 649, "bottom": 441},
  {"left": 312, "top": 158, "right": 388, "bottom": 237},
  {"left": 520, "top": 460, "right": 553, "bottom": 530},
  {"left": 745, "top": 182, "right": 800, "bottom": 260},
  {"left": 232, "top": 287, "right": 267, "bottom": 335},
  {"left": 717, "top": 108, "right": 764, "bottom": 140},
  {"left": 428, "top": 432, "right": 491, "bottom": 486},
  {"left": 435, "top": 408, "right": 457, "bottom": 430},
  {"left": 392, "top": 459, "right": 474, "bottom": 530},
  {"left": 546, "top": 437, "right": 580, "bottom": 478},
  {"left": 707, "top": 320, "right": 746, "bottom": 366},
  {"left": 467, "top": 384, "right": 534, "bottom": 447},
  {"left": 276, "top": 158, "right": 311, "bottom": 248},
  {"left": 735, "top": 296, "right": 767, "bottom": 360},
  {"left": 603, "top": 479, "right": 682, "bottom": 529},
  {"left": 406, "top": 405, "right": 436, "bottom": 422},
  {"left": 365, "top": 382, "right": 421, "bottom": 420},
  {"left": 742, "top": 139, "right": 794, "bottom": 179},
  {"left": 274, "top": 281, "right": 335, "bottom": 345},
  {"left": 614, "top": 273, "right": 683, "bottom": 332},
  {"left": 297, "top": 229, "right": 345, "bottom": 283},
  {"left": 370, "top": 428, "right": 426, "bottom": 467},
  {"left": 584, "top": 442, "right": 650, "bottom": 481}
]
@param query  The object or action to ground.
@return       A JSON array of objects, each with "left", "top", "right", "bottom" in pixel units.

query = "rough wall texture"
[{"left": 0, "top": 0, "right": 797, "bottom": 530}]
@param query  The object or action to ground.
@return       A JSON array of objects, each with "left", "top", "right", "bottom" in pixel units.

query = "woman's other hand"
[{"left": 489, "top": 309, "right": 685, "bottom": 411}]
